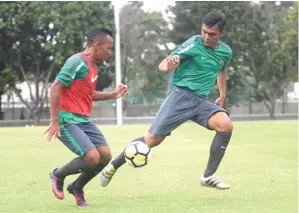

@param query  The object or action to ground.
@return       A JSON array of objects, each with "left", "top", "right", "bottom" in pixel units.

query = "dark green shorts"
[
  {"left": 57, "top": 121, "right": 108, "bottom": 157},
  {"left": 149, "top": 86, "right": 228, "bottom": 136}
]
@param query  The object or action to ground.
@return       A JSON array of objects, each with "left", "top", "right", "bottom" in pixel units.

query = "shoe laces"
[{"left": 103, "top": 165, "right": 116, "bottom": 178}]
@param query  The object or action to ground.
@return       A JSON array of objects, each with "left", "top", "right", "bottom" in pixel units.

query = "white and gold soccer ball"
[{"left": 125, "top": 141, "right": 152, "bottom": 168}]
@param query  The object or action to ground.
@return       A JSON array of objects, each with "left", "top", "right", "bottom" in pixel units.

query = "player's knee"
[
  {"left": 96, "top": 146, "right": 112, "bottom": 164},
  {"left": 145, "top": 133, "right": 166, "bottom": 148},
  {"left": 83, "top": 150, "right": 101, "bottom": 168},
  {"left": 216, "top": 118, "right": 233, "bottom": 132},
  {"left": 86, "top": 155, "right": 101, "bottom": 168},
  {"left": 209, "top": 112, "right": 233, "bottom": 132},
  {"left": 100, "top": 152, "right": 112, "bottom": 165}
]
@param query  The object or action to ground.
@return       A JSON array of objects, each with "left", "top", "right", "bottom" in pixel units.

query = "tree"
[
  {"left": 119, "top": 2, "right": 170, "bottom": 105},
  {"left": 0, "top": 66, "right": 17, "bottom": 120},
  {"left": 0, "top": 2, "right": 115, "bottom": 121},
  {"left": 283, "top": 2, "right": 298, "bottom": 84},
  {"left": 244, "top": 2, "right": 298, "bottom": 118}
]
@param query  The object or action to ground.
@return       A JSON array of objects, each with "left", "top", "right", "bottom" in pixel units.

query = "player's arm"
[
  {"left": 159, "top": 35, "right": 198, "bottom": 72},
  {"left": 49, "top": 55, "right": 83, "bottom": 121},
  {"left": 49, "top": 80, "right": 65, "bottom": 122},
  {"left": 217, "top": 68, "right": 227, "bottom": 99},
  {"left": 158, "top": 55, "right": 180, "bottom": 72},
  {"left": 215, "top": 68, "right": 228, "bottom": 108},
  {"left": 93, "top": 84, "right": 128, "bottom": 101},
  {"left": 217, "top": 49, "right": 232, "bottom": 101},
  {"left": 92, "top": 91, "right": 117, "bottom": 101},
  {"left": 46, "top": 80, "right": 64, "bottom": 141}
]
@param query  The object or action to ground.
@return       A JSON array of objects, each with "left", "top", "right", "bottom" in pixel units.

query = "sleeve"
[
  {"left": 169, "top": 35, "right": 199, "bottom": 60},
  {"left": 56, "top": 55, "right": 86, "bottom": 87},
  {"left": 221, "top": 48, "right": 233, "bottom": 71}
]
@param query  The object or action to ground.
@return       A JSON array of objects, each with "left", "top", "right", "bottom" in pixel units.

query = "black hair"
[
  {"left": 203, "top": 11, "right": 226, "bottom": 31},
  {"left": 87, "top": 28, "right": 113, "bottom": 46}
]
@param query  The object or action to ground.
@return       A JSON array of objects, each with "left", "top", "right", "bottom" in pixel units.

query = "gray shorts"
[
  {"left": 149, "top": 86, "right": 228, "bottom": 136},
  {"left": 58, "top": 121, "right": 108, "bottom": 157},
  {"left": 28, "top": 112, "right": 36, "bottom": 119}
]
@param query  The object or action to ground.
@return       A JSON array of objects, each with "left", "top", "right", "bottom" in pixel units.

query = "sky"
[
  {"left": 116, "top": 0, "right": 175, "bottom": 12},
  {"left": 115, "top": 0, "right": 176, "bottom": 22},
  {"left": 142, "top": 0, "right": 176, "bottom": 11}
]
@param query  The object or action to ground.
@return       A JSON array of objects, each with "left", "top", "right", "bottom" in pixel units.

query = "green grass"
[{"left": 0, "top": 120, "right": 297, "bottom": 213}]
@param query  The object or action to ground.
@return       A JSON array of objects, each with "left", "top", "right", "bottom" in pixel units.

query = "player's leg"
[
  {"left": 69, "top": 122, "right": 111, "bottom": 202},
  {"left": 50, "top": 122, "right": 100, "bottom": 201},
  {"left": 72, "top": 146, "right": 111, "bottom": 189},
  {"left": 100, "top": 133, "right": 166, "bottom": 187},
  {"left": 29, "top": 112, "right": 36, "bottom": 126},
  {"left": 27, "top": 113, "right": 32, "bottom": 126},
  {"left": 100, "top": 86, "right": 200, "bottom": 187},
  {"left": 205, "top": 111, "right": 233, "bottom": 176},
  {"left": 191, "top": 101, "right": 233, "bottom": 189},
  {"left": 32, "top": 113, "right": 36, "bottom": 126},
  {"left": 113, "top": 86, "right": 200, "bottom": 167},
  {"left": 67, "top": 146, "right": 111, "bottom": 205}
]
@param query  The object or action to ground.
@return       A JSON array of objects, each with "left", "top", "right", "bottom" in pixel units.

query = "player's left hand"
[
  {"left": 215, "top": 97, "right": 226, "bottom": 107},
  {"left": 113, "top": 83, "right": 128, "bottom": 99}
]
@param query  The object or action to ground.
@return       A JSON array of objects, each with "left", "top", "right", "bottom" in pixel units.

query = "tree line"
[{"left": 0, "top": 1, "right": 297, "bottom": 120}]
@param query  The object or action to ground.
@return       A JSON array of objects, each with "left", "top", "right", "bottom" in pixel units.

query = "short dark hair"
[
  {"left": 203, "top": 11, "right": 226, "bottom": 31},
  {"left": 87, "top": 28, "right": 113, "bottom": 46}
]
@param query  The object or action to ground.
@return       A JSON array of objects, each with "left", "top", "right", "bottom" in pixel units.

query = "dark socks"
[
  {"left": 204, "top": 131, "right": 232, "bottom": 178},
  {"left": 54, "top": 157, "right": 89, "bottom": 179},
  {"left": 73, "top": 164, "right": 106, "bottom": 190},
  {"left": 112, "top": 136, "right": 145, "bottom": 169}
]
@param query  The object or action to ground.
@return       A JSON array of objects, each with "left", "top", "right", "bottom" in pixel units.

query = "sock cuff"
[{"left": 216, "top": 131, "right": 232, "bottom": 140}]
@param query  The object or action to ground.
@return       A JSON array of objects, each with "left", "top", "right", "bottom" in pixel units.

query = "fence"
[{"left": 1, "top": 101, "right": 298, "bottom": 121}]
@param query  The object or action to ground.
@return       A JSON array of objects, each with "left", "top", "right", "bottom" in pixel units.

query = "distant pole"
[
  {"left": 249, "top": 89, "right": 252, "bottom": 114},
  {"left": 12, "top": 94, "right": 15, "bottom": 119},
  {"left": 113, "top": 1, "right": 123, "bottom": 125},
  {"left": 282, "top": 88, "right": 286, "bottom": 114}
]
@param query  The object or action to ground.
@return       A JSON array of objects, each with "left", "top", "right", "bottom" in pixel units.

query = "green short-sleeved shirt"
[
  {"left": 170, "top": 35, "right": 232, "bottom": 96},
  {"left": 56, "top": 55, "right": 91, "bottom": 124}
]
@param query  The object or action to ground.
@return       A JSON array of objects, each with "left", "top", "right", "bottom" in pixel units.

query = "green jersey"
[
  {"left": 170, "top": 35, "right": 232, "bottom": 96},
  {"left": 56, "top": 55, "right": 91, "bottom": 124}
]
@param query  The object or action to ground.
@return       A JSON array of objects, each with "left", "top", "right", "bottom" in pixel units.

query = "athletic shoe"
[
  {"left": 49, "top": 169, "right": 64, "bottom": 200},
  {"left": 200, "top": 175, "right": 230, "bottom": 190},
  {"left": 67, "top": 183, "right": 88, "bottom": 206},
  {"left": 99, "top": 163, "right": 116, "bottom": 187}
]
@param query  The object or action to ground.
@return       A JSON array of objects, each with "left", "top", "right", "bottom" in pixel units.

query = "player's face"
[
  {"left": 201, "top": 24, "right": 223, "bottom": 49},
  {"left": 94, "top": 35, "right": 113, "bottom": 62}
]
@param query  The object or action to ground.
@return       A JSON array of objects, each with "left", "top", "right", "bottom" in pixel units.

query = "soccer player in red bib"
[{"left": 45, "top": 28, "right": 128, "bottom": 206}]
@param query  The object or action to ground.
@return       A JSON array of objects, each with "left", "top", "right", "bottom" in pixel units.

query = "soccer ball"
[{"left": 124, "top": 141, "right": 152, "bottom": 168}]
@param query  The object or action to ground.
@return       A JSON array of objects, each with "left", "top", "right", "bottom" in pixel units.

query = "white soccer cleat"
[
  {"left": 200, "top": 175, "right": 231, "bottom": 190},
  {"left": 100, "top": 163, "right": 116, "bottom": 187}
]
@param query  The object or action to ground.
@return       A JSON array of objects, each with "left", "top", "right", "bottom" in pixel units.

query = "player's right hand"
[
  {"left": 167, "top": 55, "right": 180, "bottom": 70},
  {"left": 44, "top": 120, "right": 61, "bottom": 142}
]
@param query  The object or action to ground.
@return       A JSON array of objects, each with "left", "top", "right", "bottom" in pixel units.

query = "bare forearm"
[
  {"left": 159, "top": 59, "right": 171, "bottom": 72},
  {"left": 158, "top": 57, "right": 180, "bottom": 72},
  {"left": 217, "top": 70, "right": 227, "bottom": 98},
  {"left": 93, "top": 91, "right": 116, "bottom": 101},
  {"left": 49, "top": 82, "right": 63, "bottom": 121}
]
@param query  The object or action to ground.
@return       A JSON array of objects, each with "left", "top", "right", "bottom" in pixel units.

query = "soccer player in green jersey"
[
  {"left": 45, "top": 28, "right": 128, "bottom": 206},
  {"left": 100, "top": 11, "right": 233, "bottom": 189}
]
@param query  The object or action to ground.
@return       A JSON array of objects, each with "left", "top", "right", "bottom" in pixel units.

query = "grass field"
[{"left": 0, "top": 120, "right": 297, "bottom": 213}]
